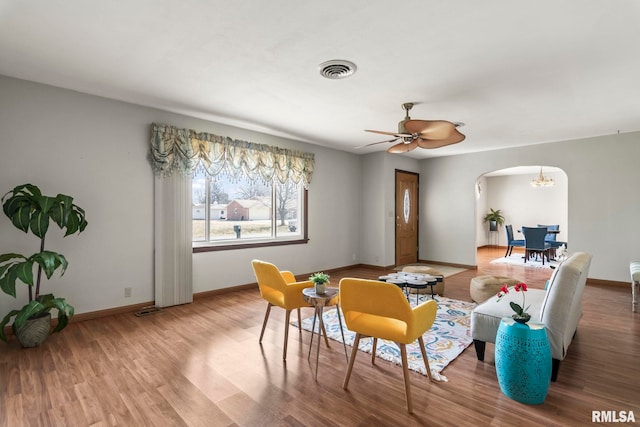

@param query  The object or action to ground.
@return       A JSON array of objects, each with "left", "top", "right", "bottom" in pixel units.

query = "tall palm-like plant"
[{"left": 0, "top": 184, "right": 87, "bottom": 342}]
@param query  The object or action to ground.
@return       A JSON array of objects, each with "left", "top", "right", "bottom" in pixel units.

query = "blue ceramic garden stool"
[{"left": 495, "top": 318, "right": 551, "bottom": 404}]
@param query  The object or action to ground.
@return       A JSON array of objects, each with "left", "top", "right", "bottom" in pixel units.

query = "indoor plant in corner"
[
  {"left": 0, "top": 184, "right": 87, "bottom": 347},
  {"left": 483, "top": 208, "right": 505, "bottom": 232}
]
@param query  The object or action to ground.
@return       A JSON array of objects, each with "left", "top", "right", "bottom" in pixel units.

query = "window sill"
[{"left": 193, "top": 238, "right": 309, "bottom": 252}]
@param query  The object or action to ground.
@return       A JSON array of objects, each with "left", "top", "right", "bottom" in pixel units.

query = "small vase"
[
  {"left": 512, "top": 313, "right": 531, "bottom": 324},
  {"left": 315, "top": 282, "right": 326, "bottom": 295}
]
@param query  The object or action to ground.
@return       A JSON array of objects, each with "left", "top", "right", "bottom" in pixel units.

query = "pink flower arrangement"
[{"left": 497, "top": 282, "right": 530, "bottom": 319}]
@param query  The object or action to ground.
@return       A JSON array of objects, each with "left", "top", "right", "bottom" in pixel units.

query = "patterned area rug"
[
  {"left": 295, "top": 295, "right": 476, "bottom": 382},
  {"left": 490, "top": 254, "right": 558, "bottom": 270}
]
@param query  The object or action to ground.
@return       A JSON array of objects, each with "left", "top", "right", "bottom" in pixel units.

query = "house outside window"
[
  {"left": 150, "top": 123, "right": 313, "bottom": 252},
  {"left": 192, "top": 169, "right": 305, "bottom": 248}
]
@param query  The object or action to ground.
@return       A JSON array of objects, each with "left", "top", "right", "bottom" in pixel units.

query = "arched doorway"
[{"left": 475, "top": 166, "right": 568, "bottom": 254}]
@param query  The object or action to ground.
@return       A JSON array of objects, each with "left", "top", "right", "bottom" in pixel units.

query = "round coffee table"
[{"left": 378, "top": 272, "right": 440, "bottom": 304}]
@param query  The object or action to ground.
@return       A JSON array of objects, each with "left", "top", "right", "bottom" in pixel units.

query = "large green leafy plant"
[{"left": 0, "top": 184, "right": 87, "bottom": 342}]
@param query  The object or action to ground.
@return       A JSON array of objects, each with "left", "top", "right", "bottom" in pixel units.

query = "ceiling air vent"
[{"left": 318, "top": 60, "right": 357, "bottom": 79}]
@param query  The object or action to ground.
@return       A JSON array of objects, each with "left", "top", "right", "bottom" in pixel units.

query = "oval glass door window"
[{"left": 403, "top": 188, "right": 410, "bottom": 224}]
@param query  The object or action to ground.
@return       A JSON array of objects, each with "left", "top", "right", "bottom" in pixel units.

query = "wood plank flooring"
[{"left": 1, "top": 247, "right": 638, "bottom": 426}]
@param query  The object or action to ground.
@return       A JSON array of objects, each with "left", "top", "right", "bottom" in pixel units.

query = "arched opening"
[{"left": 475, "top": 166, "right": 568, "bottom": 261}]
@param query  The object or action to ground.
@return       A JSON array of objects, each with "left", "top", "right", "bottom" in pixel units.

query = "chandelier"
[{"left": 530, "top": 167, "right": 555, "bottom": 187}]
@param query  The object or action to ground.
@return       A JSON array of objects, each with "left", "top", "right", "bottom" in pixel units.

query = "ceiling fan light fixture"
[
  {"left": 361, "top": 102, "right": 465, "bottom": 153},
  {"left": 318, "top": 60, "right": 357, "bottom": 79}
]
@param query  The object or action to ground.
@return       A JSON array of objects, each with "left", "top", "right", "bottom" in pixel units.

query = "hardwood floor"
[{"left": 1, "top": 247, "right": 638, "bottom": 426}]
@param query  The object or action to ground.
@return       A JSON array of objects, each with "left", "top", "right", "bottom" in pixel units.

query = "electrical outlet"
[
  {"left": 352, "top": 253, "right": 356, "bottom": 261},
  {"left": 124, "top": 287, "right": 132, "bottom": 298}
]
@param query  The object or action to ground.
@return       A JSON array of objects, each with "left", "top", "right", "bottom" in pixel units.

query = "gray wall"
[
  {"left": 420, "top": 135, "right": 640, "bottom": 282},
  {"left": 478, "top": 170, "right": 568, "bottom": 247},
  {"left": 359, "top": 152, "right": 420, "bottom": 266},
  {"left": 1, "top": 74, "right": 635, "bottom": 319},
  {"left": 0, "top": 76, "right": 361, "bottom": 316}
]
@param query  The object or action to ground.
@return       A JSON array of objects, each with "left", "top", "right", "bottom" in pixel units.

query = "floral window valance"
[{"left": 149, "top": 123, "right": 315, "bottom": 187}]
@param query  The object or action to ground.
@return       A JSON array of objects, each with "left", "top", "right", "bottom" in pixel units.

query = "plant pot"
[
  {"left": 315, "top": 283, "right": 326, "bottom": 295},
  {"left": 13, "top": 312, "right": 51, "bottom": 347},
  {"left": 489, "top": 220, "right": 498, "bottom": 232},
  {"left": 512, "top": 313, "right": 531, "bottom": 324},
  {"left": 495, "top": 319, "right": 551, "bottom": 404}
]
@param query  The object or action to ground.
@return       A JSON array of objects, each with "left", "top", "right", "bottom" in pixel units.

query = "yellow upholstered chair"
[
  {"left": 339, "top": 278, "right": 438, "bottom": 414},
  {"left": 251, "top": 260, "right": 314, "bottom": 360}
]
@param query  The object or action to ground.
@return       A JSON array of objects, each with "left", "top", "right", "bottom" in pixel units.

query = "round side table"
[
  {"left": 302, "top": 287, "right": 348, "bottom": 380},
  {"left": 495, "top": 318, "right": 552, "bottom": 404}
]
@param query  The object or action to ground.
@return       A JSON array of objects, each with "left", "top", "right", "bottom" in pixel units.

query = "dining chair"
[
  {"left": 504, "top": 224, "right": 525, "bottom": 257},
  {"left": 251, "top": 260, "right": 314, "bottom": 360},
  {"left": 522, "top": 226, "right": 552, "bottom": 264},
  {"left": 339, "top": 278, "right": 438, "bottom": 413},
  {"left": 538, "top": 224, "right": 567, "bottom": 249}
]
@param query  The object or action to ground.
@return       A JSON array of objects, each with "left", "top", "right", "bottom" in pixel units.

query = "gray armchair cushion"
[{"left": 471, "top": 252, "right": 592, "bottom": 361}]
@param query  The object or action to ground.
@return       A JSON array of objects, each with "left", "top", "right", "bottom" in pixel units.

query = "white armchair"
[{"left": 471, "top": 252, "right": 592, "bottom": 381}]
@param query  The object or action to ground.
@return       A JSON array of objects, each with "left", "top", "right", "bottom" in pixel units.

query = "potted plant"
[
  {"left": 0, "top": 184, "right": 87, "bottom": 347},
  {"left": 483, "top": 208, "right": 505, "bottom": 232},
  {"left": 496, "top": 282, "right": 531, "bottom": 324},
  {"left": 309, "top": 272, "right": 330, "bottom": 295}
]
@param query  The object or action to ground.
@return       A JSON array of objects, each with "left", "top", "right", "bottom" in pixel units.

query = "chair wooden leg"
[
  {"left": 320, "top": 316, "right": 330, "bottom": 348},
  {"left": 400, "top": 343, "right": 413, "bottom": 414},
  {"left": 297, "top": 308, "right": 302, "bottom": 333},
  {"left": 417, "top": 336, "right": 433, "bottom": 382},
  {"left": 371, "top": 337, "right": 378, "bottom": 364},
  {"left": 343, "top": 333, "right": 362, "bottom": 389},
  {"left": 283, "top": 309, "right": 292, "bottom": 360},
  {"left": 473, "top": 339, "right": 486, "bottom": 361},
  {"left": 259, "top": 303, "right": 272, "bottom": 343},
  {"left": 552, "top": 358, "right": 560, "bottom": 382}
]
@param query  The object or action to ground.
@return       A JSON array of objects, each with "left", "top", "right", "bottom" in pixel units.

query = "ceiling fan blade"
[
  {"left": 417, "top": 129, "right": 466, "bottom": 149},
  {"left": 365, "top": 129, "right": 412, "bottom": 138},
  {"left": 404, "top": 120, "right": 456, "bottom": 140},
  {"left": 387, "top": 139, "right": 418, "bottom": 154},
  {"left": 355, "top": 137, "right": 400, "bottom": 149}
]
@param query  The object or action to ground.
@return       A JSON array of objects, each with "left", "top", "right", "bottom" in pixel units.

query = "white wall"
[
  {"left": 0, "top": 75, "right": 361, "bottom": 316},
  {"left": 192, "top": 142, "right": 362, "bottom": 293},
  {"left": 359, "top": 152, "right": 420, "bottom": 266},
  {"left": 420, "top": 134, "right": 640, "bottom": 282},
  {"left": 480, "top": 170, "right": 568, "bottom": 247},
  {"left": 2, "top": 74, "right": 636, "bottom": 320},
  {"left": 475, "top": 176, "right": 488, "bottom": 244}
]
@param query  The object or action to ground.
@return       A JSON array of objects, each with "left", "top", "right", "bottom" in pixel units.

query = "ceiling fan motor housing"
[{"left": 398, "top": 103, "right": 413, "bottom": 134}]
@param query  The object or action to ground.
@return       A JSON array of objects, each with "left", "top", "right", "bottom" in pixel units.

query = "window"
[
  {"left": 149, "top": 123, "right": 314, "bottom": 252},
  {"left": 192, "top": 170, "right": 306, "bottom": 250}
]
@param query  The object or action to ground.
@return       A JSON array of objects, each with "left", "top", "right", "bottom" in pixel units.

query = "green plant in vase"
[
  {"left": 483, "top": 208, "right": 505, "bottom": 232},
  {"left": 309, "top": 272, "right": 330, "bottom": 295},
  {"left": 0, "top": 184, "right": 87, "bottom": 346}
]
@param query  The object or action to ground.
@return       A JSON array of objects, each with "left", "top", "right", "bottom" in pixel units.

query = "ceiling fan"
[{"left": 360, "top": 103, "right": 465, "bottom": 153}]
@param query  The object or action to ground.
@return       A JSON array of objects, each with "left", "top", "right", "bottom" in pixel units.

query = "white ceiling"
[{"left": 2, "top": 1, "right": 639, "bottom": 159}]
